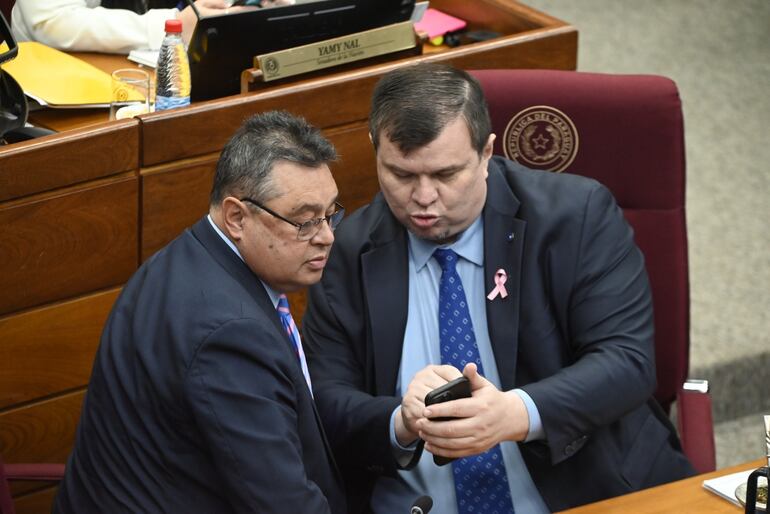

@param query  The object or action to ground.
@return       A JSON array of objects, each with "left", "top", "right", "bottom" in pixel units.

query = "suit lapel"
[
  {"left": 191, "top": 217, "right": 285, "bottom": 338},
  {"left": 361, "top": 211, "right": 410, "bottom": 397},
  {"left": 483, "top": 164, "right": 525, "bottom": 392},
  {"left": 191, "top": 217, "right": 343, "bottom": 481}
]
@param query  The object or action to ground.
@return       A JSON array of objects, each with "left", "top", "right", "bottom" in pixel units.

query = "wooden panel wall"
[
  {"left": 2, "top": 392, "right": 85, "bottom": 502},
  {"left": 0, "top": 120, "right": 138, "bottom": 202},
  {"left": 326, "top": 122, "right": 380, "bottom": 214},
  {"left": 1, "top": 392, "right": 85, "bottom": 467},
  {"left": 141, "top": 155, "right": 219, "bottom": 261},
  {"left": 0, "top": 289, "right": 120, "bottom": 408},
  {"left": 0, "top": 122, "right": 140, "bottom": 513},
  {"left": 0, "top": 176, "right": 138, "bottom": 315},
  {"left": 13, "top": 489, "right": 59, "bottom": 514}
]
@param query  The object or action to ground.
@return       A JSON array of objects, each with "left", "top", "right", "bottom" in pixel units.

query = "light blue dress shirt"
[{"left": 370, "top": 216, "right": 549, "bottom": 514}]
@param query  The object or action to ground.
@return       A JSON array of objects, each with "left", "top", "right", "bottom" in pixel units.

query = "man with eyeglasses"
[
  {"left": 303, "top": 64, "right": 694, "bottom": 514},
  {"left": 54, "top": 111, "right": 346, "bottom": 514}
]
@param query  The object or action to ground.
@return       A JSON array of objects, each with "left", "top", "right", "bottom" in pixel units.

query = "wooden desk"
[
  {"left": 559, "top": 459, "right": 765, "bottom": 513},
  {"left": 0, "top": 2, "right": 576, "bottom": 512},
  {"left": 26, "top": 52, "right": 147, "bottom": 133},
  {"left": 29, "top": 0, "right": 576, "bottom": 135}
]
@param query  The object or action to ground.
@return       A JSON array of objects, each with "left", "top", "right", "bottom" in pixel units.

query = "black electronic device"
[
  {"left": 187, "top": 0, "right": 416, "bottom": 101},
  {"left": 464, "top": 29, "right": 501, "bottom": 42},
  {"left": 424, "top": 376, "right": 471, "bottom": 466},
  {"left": 410, "top": 495, "right": 433, "bottom": 514},
  {"left": 0, "top": 11, "right": 18, "bottom": 65}
]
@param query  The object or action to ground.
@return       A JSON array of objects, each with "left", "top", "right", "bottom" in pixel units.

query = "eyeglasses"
[{"left": 240, "top": 197, "right": 345, "bottom": 241}]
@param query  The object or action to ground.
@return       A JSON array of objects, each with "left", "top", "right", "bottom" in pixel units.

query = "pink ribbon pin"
[{"left": 487, "top": 269, "right": 508, "bottom": 300}]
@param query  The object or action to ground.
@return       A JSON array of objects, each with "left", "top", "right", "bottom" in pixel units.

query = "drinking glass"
[{"left": 110, "top": 68, "right": 152, "bottom": 120}]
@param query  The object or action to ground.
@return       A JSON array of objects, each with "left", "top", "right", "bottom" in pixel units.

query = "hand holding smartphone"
[{"left": 423, "top": 376, "right": 471, "bottom": 466}]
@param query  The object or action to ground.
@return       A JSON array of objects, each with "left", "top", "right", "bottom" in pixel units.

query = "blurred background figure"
[{"left": 10, "top": 0, "right": 291, "bottom": 54}]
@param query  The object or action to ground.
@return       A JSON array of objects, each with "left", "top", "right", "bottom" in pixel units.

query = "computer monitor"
[{"left": 188, "top": 0, "right": 416, "bottom": 101}]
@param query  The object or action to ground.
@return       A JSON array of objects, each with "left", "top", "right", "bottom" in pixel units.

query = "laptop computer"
[{"left": 188, "top": 0, "right": 416, "bottom": 101}]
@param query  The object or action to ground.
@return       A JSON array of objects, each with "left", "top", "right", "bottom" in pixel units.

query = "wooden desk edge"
[{"left": 558, "top": 459, "right": 766, "bottom": 513}]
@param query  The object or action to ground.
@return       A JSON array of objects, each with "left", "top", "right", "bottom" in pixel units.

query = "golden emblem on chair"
[{"left": 503, "top": 105, "right": 578, "bottom": 173}]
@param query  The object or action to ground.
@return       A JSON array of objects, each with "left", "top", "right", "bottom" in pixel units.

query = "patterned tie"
[
  {"left": 433, "top": 249, "right": 515, "bottom": 514},
  {"left": 276, "top": 294, "right": 313, "bottom": 394}
]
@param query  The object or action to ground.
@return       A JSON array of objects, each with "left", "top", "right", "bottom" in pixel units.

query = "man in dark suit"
[
  {"left": 302, "top": 64, "right": 694, "bottom": 514},
  {"left": 54, "top": 111, "right": 346, "bottom": 513}
]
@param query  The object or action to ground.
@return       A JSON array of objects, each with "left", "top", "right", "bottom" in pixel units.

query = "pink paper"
[{"left": 414, "top": 8, "right": 467, "bottom": 39}]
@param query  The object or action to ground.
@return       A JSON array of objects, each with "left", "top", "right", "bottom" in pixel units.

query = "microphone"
[{"left": 410, "top": 495, "right": 433, "bottom": 514}]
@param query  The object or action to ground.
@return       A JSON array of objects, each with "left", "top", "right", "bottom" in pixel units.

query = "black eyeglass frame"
[{"left": 240, "top": 197, "right": 345, "bottom": 241}]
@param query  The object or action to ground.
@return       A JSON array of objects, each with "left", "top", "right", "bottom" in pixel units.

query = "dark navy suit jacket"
[
  {"left": 303, "top": 157, "right": 693, "bottom": 513},
  {"left": 55, "top": 217, "right": 345, "bottom": 513}
]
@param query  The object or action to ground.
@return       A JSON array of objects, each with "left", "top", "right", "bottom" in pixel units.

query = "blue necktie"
[
  {"left": 276, "top": 294, "right": 313, "bottom": 394},
  {"left": 434, "top": 249, "right": 515, "bottom": 514}
]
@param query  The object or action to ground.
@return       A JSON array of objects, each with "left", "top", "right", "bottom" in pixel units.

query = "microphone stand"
[{"left": 410, "top": 495, "right": 433, "bottom": 514}]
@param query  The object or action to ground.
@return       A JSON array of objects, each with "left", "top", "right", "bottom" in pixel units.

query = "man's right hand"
[{"left": 394, "top": 364, "right": 462, "bottom": 446}]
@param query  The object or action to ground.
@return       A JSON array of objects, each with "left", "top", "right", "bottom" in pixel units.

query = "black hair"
[{"left": 368, "top": 63, "right": 492, "bottom": 155}]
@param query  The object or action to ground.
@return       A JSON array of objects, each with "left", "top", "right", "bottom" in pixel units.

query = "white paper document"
[
  {"left": 128, "top": 49, "right": 160, "bottom": 68},
  {"left": 410, "top": 1, "right": 429, "bottom": 22},
  {"left": 702, "top": 469, "right": 752, "bottom": 507}
]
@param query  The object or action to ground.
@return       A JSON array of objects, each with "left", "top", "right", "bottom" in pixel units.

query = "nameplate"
[{"left": 255, "top": 21, "right": 416, "bottom": 82}]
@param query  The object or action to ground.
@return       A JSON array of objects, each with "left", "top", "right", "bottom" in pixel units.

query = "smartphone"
[
  {"left": 423, "top": 376, "right": 471, "bottom": 466},
  {"left": 230, "top": 0, "right": 262, "bottom": 6}
]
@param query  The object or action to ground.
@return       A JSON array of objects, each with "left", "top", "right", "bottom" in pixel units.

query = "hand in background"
[
  {"left": 395, "top": 364, "right": 462, "bottom": 446},
  {"left": 260, "top": 0, "right": 296, "bottom": 6},
  {"left": 177, "top": 0, "right": 257, "bottom": 46},
  {"left": 418, "top": 363, "right": 530, "bottom": 459}
]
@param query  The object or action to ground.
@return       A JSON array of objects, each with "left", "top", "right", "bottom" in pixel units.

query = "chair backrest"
[
  {"left": 0, "top": 454, "right": 15, "bottom": 514},
  {"left": 470, "top": 69, "right": 689, "bottom": 413},
  {"left": 0, "top": 454, "right": 65, "bottom": 514}
]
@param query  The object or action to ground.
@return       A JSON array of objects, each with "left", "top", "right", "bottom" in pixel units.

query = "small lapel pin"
[
  {"left": 507, "top": 232, "right": 514, "bottom": 242},
  {"left": 487, "top": 269, "right": 509, "bottom": 300}
]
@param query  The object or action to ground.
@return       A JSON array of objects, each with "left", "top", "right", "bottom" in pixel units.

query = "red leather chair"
[
  {"left": 0, "top": 453, "right": 64, "bottom": 514},
  {"left": 470, "top": 69, "right": 716, "bottom": 473}
]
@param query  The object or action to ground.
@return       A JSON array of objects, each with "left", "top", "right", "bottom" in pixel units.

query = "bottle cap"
[{"left": 164, "top": 19, "right": 183, "bottom": 33}]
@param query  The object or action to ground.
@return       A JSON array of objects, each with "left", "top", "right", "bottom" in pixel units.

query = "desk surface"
[
  {"left": 26, "top": 52, "right": 141, "bottom": 132},
  {"left": 23, "top": 40, "right": 467, "bottom": 133},
  {"left": 558, "top": 459, "right": 765, "bottom": 513},
  {"left": 24, "top": 0, "right": 578, "bottom": 135}
]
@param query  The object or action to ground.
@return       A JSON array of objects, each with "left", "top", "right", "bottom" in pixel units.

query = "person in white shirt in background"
[{"left": 11, "top": 0, "right": 293, "bottom": 54}]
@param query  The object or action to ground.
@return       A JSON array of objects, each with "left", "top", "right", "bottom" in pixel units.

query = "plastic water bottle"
[{"left": 155, "top": 19, "right": 191, "bottom": 111}]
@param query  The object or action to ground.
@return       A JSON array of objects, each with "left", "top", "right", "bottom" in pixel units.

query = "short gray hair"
[{"left": 210, "top": 111, "right": 337, "bottom": 205}]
